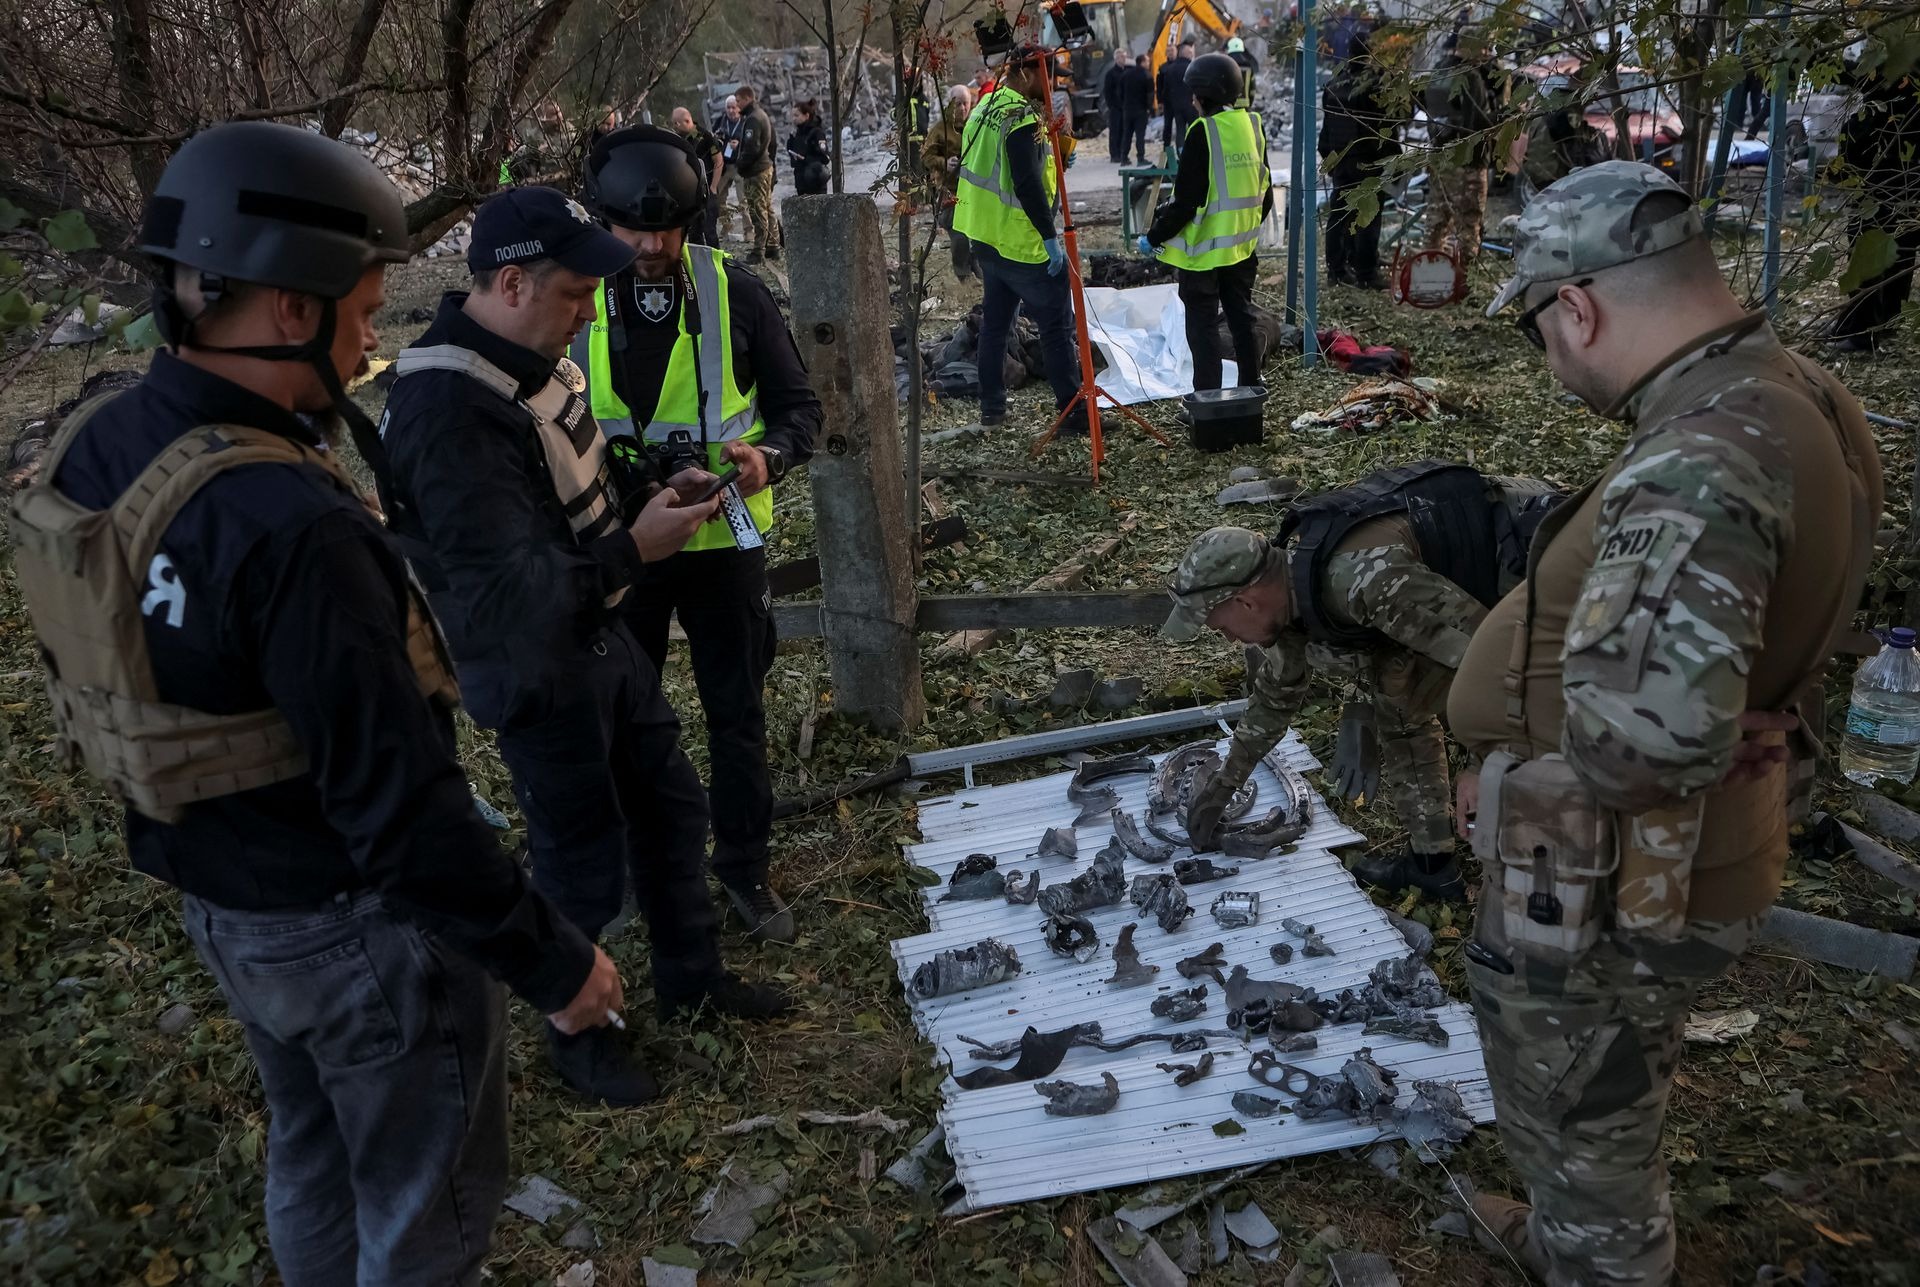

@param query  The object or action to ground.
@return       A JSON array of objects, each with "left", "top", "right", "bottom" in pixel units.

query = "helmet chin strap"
[{"left": 152, "top": 273, "right": 400, "bottom": 515}]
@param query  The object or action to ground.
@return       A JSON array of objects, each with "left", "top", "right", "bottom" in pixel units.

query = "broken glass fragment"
[
  {"left": 909, "top": 939, "right": 1021, "bottom": 999},
  {"left": 1036, "top": 1071, "right": 1121, "bottom": 1117}
]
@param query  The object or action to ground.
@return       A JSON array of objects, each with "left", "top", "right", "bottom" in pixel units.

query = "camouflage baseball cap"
[
  {"left": 1485, "top": 160, "right": 1704, "bottom": 318},
  {"left": 1162, "top": 527, "right": 1274, "bottom": 642}
]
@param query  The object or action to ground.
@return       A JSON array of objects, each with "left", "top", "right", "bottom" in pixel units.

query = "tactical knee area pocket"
[{"left": 1474, "top": 752, "right": 1617, "bottom": 962}]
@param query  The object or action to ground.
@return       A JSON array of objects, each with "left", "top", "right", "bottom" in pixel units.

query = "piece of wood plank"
[
  {"left": 772, "top": 590, "right": 1170, "bottom": 639},
  {"left": 936, "top": 512, "right": 1141, "bottom": 656},
  {"left": 767, "top": 516, "right": 967, "bottom": 598}
]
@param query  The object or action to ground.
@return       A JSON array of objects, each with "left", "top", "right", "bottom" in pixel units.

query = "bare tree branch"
[{"left": 322, "top": 0, "right": 390, "bottom": 138}]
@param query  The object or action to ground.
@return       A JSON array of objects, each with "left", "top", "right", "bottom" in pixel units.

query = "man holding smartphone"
[
  {"left": 380, "top": 186, "right": 792, "bottom": 1107},
  {"left": 576, "top": 126, "right": 822, "bottom": 946}
]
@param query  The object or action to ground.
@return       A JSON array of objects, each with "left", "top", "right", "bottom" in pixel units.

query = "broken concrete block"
[
  {"left": 156, "top": 1003, "right": 196, "bottom": 1036},
  {"left": 502, "top": 1174, "right": 582, "bottom": 1225}
]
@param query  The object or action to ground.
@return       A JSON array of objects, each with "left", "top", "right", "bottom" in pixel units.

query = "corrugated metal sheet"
[{"left": 890, "top": 734, "right": 1494, "bottom": 1212}]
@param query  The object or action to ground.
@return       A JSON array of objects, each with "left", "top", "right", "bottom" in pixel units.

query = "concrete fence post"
[{"left": 783, "top": 193, "right": 925, "bottom": 731}]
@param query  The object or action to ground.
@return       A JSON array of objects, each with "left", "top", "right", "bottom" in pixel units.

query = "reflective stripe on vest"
[
  {"left": 1161, "top": 109, "right": 1268, "bottom": 271},
  {"left": 574, "top": 244, "right": 773, "bottom": 552},
  {"left": 392, "top": 343, "right": 627, "bottom": 605},
  {"left": 953, "top": 86, "right": 1059, "bottom": 266}
]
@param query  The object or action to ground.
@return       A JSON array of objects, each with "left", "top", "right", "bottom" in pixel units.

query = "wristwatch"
[{"left": 759, "top": 445, "right": 789, "bottom": 485}]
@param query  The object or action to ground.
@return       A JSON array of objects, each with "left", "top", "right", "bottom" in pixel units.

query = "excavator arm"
[{"left": 1148, "top": 0, "right": 1242, "bottom": 88}]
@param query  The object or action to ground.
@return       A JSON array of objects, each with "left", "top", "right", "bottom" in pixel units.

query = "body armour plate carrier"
[
  {"left": 1278, "top": 459, "right": 1559, "bottom": 649},
  {"left": 8, "top": 396, "right": 459, "bottom": 824}
]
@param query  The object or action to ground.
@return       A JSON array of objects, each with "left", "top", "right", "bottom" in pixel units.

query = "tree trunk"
[
  {"left": 106, "top": 0, "right": 167, "bottom": 196},
  {"left": 826, "top": 0, "right": 844, "bottom": 193},
  {"left": 323, "top": 0, "right": 391, "bottom": 138},
  {"left": 232, "top": 0, "right": 275, "bottom": 110},
  {"left": 892, "top": 3, "right": 923, "bottom": 549}
]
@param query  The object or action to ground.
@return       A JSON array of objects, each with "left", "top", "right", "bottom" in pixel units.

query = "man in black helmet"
[
  {"left": 379, "top": 185, "right": 794, "bottom": 1108},
  {"left": 577, "top": 126, "right": 822, "bottom": 946},
  {"left": 1139, "top": 52, "right": 1274, "bottom": 393},
  {"left": 10, "top": 122, "right": 623, "bottom": 1284}
]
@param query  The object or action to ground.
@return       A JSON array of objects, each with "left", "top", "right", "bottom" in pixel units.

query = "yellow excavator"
[{"left": 1042, "top": 0, "right": 1242, "bottom": 138}]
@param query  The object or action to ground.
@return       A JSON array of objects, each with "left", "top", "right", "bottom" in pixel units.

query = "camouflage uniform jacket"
[{"left": 1226, "top": 526, "right": 1491, "bottom": 779}]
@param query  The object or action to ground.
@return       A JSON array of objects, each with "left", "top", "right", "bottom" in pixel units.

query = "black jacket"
[
  {"left": 1146, "top": 111, "right": 1275, "bottom": 247},
  {"left": 787, "top": 120, "right": 831, "bottom": 194},
  {"left": 51, "top": 350, "right": 593, "bottom": 1012},
  {"left": 1102, "top": 60, "right": 1126, "bottom": 107},
  {"left": 1320, "top": 65, "right": 1400, "bottom": 181},
  {"left": 1158, "top": 57, "right": 1196, "bottom": 118},
  {"left": 382, "top": 296, "right": 645, "bottom": 698},
  {"left": 737, "top": 104, "right": 776, "bottom": 176},
  {"left": 1121, "top": 65, "right": 1156, "bottom": 115}
]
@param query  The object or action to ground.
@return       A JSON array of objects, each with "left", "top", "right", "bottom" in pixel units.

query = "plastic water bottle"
[{"left": 1841, "top": 628, "right": 1920, "bottom": 787}]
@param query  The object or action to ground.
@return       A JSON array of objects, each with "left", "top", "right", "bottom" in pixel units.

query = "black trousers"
[
  {"left": 1834, "top": 217, "right": 1919, "bottom": 344},
  {"left": 1178, "top": 255, "right": 1262, "bottom": 392},
  {"left": 478, "top": 625, "right": 723, "bottom": 996},
  {"left": 1326, "top": 179, "right": 1383, "bottom": 280},
  {"left": 1106, "top": 105, "right": 1126, "bottom": 161},
  {"left": 936, "top": 199, "right": 975, "bottom": 280},
  {"left": 1123, "top": 111, "right": 1151, "bottom": 165},
  {"left": 1164, "top": 107, "right": 1197, "bottom": 151},
  {"left": 625, "top": 544, "right": 777, "bottom": 889}
]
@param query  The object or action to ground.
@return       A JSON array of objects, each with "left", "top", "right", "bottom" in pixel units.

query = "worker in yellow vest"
[
  {"left": 576, "top": 125, "right": 824, "bottom": 944},
  {"left": 953, "top": 44, "right": 1087, "bottom": 433},
  {"left": 1139, "top": 53, "right": 1273, "bottom": 392}
]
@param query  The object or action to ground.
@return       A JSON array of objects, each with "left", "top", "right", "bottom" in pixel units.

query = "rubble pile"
[{"left": 703, "top": 45, "right": 896, "bottom": 138}]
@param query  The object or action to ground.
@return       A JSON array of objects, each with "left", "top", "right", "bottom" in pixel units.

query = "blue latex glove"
[
  {"left": 1136, "top": 235, "right": 1155, "bottom": 257},
  {"left": 1044, "top": 237, "right": 1067, "bottom": 276}
]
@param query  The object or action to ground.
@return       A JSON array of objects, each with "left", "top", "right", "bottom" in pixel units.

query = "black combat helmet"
[
  {"left": 139, "top": 121, "right": 410, "bottom": 300},
  {"left": 583, "top": 125, "right": 706, "bottom": 231},
  {"left": 1185, "top": 52, "right": 1246, "bottom": 111}
]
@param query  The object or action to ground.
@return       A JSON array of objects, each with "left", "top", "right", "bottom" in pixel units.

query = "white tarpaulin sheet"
[{"left": 889, "top": 735, "right": 1494, "bottom": 1212}]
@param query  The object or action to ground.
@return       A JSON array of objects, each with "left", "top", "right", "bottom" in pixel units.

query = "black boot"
[
  {"left": 721, "top": 876, "right": 796, "bottom": 944},
  {"left": 546, "top": 1023, "right": 660, "bottom": 1106},
  {"left": 658, "top": 971, "right": 795, "bottom": 1023},
  {"left": 1351, "top": 848, "right": 1467, "bottom": 902}
]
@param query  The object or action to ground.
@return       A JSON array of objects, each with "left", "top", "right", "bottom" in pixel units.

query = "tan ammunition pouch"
[
  {"left": 1473, "top": 751, "right": 1617, "bottom": 962},
  {"left": 8, "top": 395, "right": 458, "bottom": 824}
]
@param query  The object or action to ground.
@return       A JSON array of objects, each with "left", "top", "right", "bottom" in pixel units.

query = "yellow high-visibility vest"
[
  {"left": 573, "top": 243, "right": 772, "bottom": 552},
  {"left": 953, "top": 86, "right": 1060, "bottom": 265},
  {"left": 1160, "top": 109, "right": 1268, "bottom": 272}
]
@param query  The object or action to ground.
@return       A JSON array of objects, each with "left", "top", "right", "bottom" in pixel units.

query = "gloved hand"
[
  {"left": 1330, "top": 701, "right": 1381, "bottom": 805},
  {"left": 1136, "top": 234, "right": 1154, "bottom": 256},
  {"left": 1185, "top": 763, "right": 1247, "bottom": 851},
  {"left": 1044, "top": 236, "right": 1067, "bottom": 277}
]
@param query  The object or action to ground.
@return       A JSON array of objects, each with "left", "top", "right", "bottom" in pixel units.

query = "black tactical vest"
[{"left": 1277, "top": 460, "right": 1559, "bottom": 649}]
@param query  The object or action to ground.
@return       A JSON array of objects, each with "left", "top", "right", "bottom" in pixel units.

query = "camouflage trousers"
[
  {"left": 1466, "top": 915, "right": 1765, "bottom": 1285},
  {"left": 1371, "top": 647, "right": 1454, "bottom": 856},
  {"left": 1425, "top": 163, "right": 1488, "bottom": 263},
  {"left": 745, "top": 168, "right": 775, "bottom": 255}
]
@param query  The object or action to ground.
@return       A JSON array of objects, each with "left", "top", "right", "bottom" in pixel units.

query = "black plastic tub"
[{"left": 1183, "top": 385, "right": 1267, "bottom": 452}]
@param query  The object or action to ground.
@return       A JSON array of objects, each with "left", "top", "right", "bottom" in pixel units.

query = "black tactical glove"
[
  {"left": 1330, "top": 701, "right": 1381, "bottom": 805},
  {"left": 1186, "top": 759, "right": 1250, "bottom": 851}
]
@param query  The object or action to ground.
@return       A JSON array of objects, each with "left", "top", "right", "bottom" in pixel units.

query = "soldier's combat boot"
[
  {"left": 547, "top": 1023, "right": 660, "bottom": 1107},
  {"left": 1468, "top": 1193, "right": 1549, "bottom": 1279},
  {"left": 722, "top": 877, "right": 796, "bottom": 944},
  {"left": 658, "top": 971, "right": 795, "bottom": 1023},
  {"left": 1351, "top": 847, "right": 1467, "bottom": 902}
]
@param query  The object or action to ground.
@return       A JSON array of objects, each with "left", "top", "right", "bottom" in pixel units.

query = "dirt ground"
[{"left": 1, "top": 190, "right": 1918, "bottom": 1286}]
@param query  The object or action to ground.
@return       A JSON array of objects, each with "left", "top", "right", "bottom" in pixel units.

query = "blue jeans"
[
  {"left": 182, "top": 892, "right": 508, "bottom": 1287},
  {"left": 974, "top": 242, "right": 1082, "bottom": 420}
]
